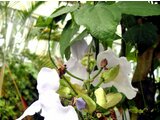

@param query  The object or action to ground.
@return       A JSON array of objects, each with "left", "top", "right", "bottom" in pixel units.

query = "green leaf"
[
  {"left": 35, "top": 16, "right": 52, "bottom": 27},
  {"left": 123, "top": 22, "right": 158, "bottom": 54},
  {"left": 95, "top": 88, "right": 122, "bottom": 109},
  {"left": 103, "top": 34, "right": 121, "bottom": 48},
  {"left": 64, "top": 46, "right": 71, "bottom": 60},
  {"left": 0, "top": 99, "right": 5, "bottom": 106},
  {"left": 125, "top": 43, "right": 137, "bottom": 62},
  {"left": 101, "top": 64, "right": 120, "bottom": 83},
  {"left": 36, "top": 4, "right": 79, "bottom": 27},
  {"left": 70, "top": 29, "right": 88, "bottom": 45},
  {"left": 94, "top": 88, "right": 107, "bottom": 109},
  {"left": 50, "top": 4, "right": 79, "bottom": 18},
  {"left": 71, "top": 84, "right": 96, "bottom": 114},
  {"left": 116, "top": 1, "right": 160, "bottom": 16},
  {"left": 74, "top": 3, "right": 121, "bottom": 41},
  {"left": 129, "top": 106, "right": 144, "bottom": 114},
  {"left": 121, "top": 15, "right": 137, "bottom": 28},
  {"left": 60, "top": 20, "right": 79, "bottom": 57},
  {"left": 105, "top": 93, "right": 122, "bottom": 109},
  {"left": 78, "top": 93, "right": 96, "bottom": 114}
]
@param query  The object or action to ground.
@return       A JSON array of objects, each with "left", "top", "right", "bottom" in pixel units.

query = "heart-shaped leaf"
[{"left": 74, "top": 3, "right": 121, "bottom": 41}]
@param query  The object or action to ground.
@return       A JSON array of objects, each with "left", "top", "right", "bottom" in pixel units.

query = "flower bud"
[{"left": 96, "top": 112, "right": 102, "bottom": 118}]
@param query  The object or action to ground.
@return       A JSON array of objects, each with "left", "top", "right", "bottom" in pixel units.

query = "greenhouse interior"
[{"left": 0, "top": 1, "right": 160, "bottom": 120}]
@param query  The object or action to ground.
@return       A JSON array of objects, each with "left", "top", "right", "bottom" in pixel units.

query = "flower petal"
[
  {"left": 114, "top": 107, "right": 122, "bottom": 120},
  {"left": 119, "top": 57, "right": 131, "bottom": 75},
  {"left": 97, "top": 50, "right": 138, "bottom": 99},
  {"left": 125, "top": 109, "right": 130, "bottom": 120},
  {"left": 37, "top": 67, "right": 60, "bottom": 93},
  {"left": 71, "top": 40, "right": 88, "bottom": 60},
  {"left": 17, "top": 68, "right": 78, "bottom": 120},
  {"left": 109, "top": 57, "right": 138, "bottom": 99},
  {"left": 66, "top": 58, "right": 88, "bottom": 85},
  {"left": 16, "top": 101, "right": 41, "bottom": 120},
  {"left": 97, "top": 49, "right": 119, "bottom": 69},
  {"left": 44, "top": 106, "right": 78, "bottom": 120},
  {"left": 76, "top": 97, "right": 86, "bottom": 110},
  {"left": 39, "top": 91, "right": 78, "bottom": 120},
  {"left": 101, "top": 69, "right": 138, "bottom": 99}
]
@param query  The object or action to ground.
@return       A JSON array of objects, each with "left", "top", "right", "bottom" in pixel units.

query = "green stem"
[
  {"left": 87, "top": 41, "right": 93, "bottom": 80},
  {"left": 84, "top": 41, "right": 93, "bottom": 92},
  {"left": 87, "top": 55, "right": 90, "bottom": 79},
  {"left": 87, "top": 52, "right": 91, "bottom": 80},
  {"left": 95, "top": 78, "right": 104, "bottom": 88},
  {"left": 66, "top": 70, "right": 84, "bottom": 81},
  {"left": 62, "top": 76, "right": 77, "bottom": 95},
  {"left": 90, "top": 68, "right": 103, "bottom": 82},
  {"left": 84, "top": 80, "right": 91, "bottom": 93},
  {"left": 47, "top": 20, "right": 78, "bottom": 96}
]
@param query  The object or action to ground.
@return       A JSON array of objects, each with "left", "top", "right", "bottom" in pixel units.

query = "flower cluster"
[{"left": 17, "top": 40, "right": 138, "bottom": 120}]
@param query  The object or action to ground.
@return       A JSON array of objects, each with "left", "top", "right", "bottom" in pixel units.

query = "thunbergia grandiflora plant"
[{"left": 17, "top": 40, "right": 138, "bottom": 120}]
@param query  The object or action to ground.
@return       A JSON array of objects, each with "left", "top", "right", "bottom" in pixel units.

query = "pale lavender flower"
[
  {"left": 76, "top": 97, "right": 86, "bottom": 111},
  {"left": 66, "top": 40, "right": 88, "bottom": 86}
]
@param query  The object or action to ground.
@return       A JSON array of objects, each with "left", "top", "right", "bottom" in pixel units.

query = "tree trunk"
[
  {"left": 132, "top": 35, "right": 160, "bottom": 120},
  {"left": 132, "top": 47, "right": 154, "bottom": 82}
]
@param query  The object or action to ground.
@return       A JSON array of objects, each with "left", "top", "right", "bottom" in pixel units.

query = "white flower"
[
  {"left": 66, "top": 40, "right": 88, "bottom": 86},
  {"left": 17, "top": 67, "right": 78, "bottom": 120},
  {"left": 96, "top": 49, "right": 138, "bottom": 99}
]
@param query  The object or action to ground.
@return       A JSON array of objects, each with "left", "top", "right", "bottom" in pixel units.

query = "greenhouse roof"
[{"left": 8, "top": 1, "right": 59, "bottom": 17}]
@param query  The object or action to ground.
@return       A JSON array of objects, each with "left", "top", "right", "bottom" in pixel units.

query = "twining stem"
[
  {"left": 66, "top": 70, "right": 84, "bottom": 81},
  {"left": 47, "top": 19, "right": 80, "bottom": 96},
  {"left": 90, "top": 68, "right": 103, "bottom": 82},
  {"left": 48, "top": 18, "right": 58, "bottom": 69}
]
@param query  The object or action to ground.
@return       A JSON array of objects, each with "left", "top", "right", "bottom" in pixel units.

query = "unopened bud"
[
  {"left": 58, "top": 64, "right": 66, "bottom": 78},
  {"left": 100, "top": 59, "right": 108, "bottom": 68}
]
